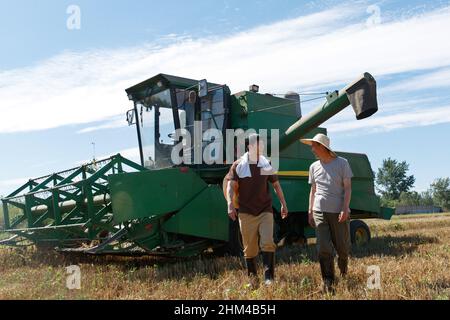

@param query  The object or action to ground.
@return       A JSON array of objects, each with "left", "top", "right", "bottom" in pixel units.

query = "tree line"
[{"left": 375, "top": 157, "right": 449, "bottom": 211}]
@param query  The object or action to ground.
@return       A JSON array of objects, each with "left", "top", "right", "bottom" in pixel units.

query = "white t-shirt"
[{"left": 308, "top": 156, "right": 353, "bottom": 213}]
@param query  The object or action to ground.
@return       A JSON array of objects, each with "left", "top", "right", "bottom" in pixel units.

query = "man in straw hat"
[{"left": 300, "top": 133, "right": 353, "bottom": 294}]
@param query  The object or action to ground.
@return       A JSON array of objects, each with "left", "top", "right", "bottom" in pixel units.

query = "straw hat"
[{"left": 300, "top": 133, "right": 337, "bottom": 157}]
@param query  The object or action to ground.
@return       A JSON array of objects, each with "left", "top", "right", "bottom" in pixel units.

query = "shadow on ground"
[
  {"left": 350, "top": 234, "right": 439, "bottom": 258},
  {"left": 276, "top": 233, "right": 439, "bottom": 266},
  {"left": 0, "top": 234, "right": 439, "bottom": 281}
]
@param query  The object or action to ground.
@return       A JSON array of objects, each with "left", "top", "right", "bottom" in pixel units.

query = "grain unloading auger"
[{"left": 1, "top": 73, "right": 394, "bottom": 257}]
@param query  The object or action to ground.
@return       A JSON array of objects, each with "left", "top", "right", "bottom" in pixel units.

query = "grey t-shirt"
[{"left": 308, "top": 156, "right": 353, "bottom": 213}]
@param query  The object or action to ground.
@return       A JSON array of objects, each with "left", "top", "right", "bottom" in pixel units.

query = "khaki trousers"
[
  {"left": 313, "top": 211, "right": 351, "bottom": 280},
  {"left": 238, "top": 212, "right": 276, "bottom": 259}
]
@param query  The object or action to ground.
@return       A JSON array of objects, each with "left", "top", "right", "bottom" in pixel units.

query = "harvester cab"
[{"left": 124, "top": 74, "right": 231, "bottom": 170}]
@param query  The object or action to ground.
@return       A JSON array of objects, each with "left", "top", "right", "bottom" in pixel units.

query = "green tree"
[
  {"left": 376, "top": 158, "right": 415, "bottom": 201},
  {"left": 430, "top": 177, "right": 450, "bottom": 210},
  {"left": 420, "top": 190, "right": 434, "bottom": 206},
  {"left": 398, "top": 191, "right": 421, "bottom": 206}
]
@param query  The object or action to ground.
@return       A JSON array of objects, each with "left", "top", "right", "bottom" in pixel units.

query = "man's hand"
[
  {"left": 272, "top": 181, "right": 288, "bottom": 220},
  {"left": 281, "top": 204, "right": 288, "bottom": 219},
  {"left": 226, "top": 180, "right": 237, "bottom": 221},
  {"left": 228, "top": 203, "right": 237, "bottom": 221},
  {"left": 341, "top": 178, "right": 351, "bottom": 223},
  {"left": 308, "top": 211, "right": 315, "bottom": 227},
  {"left": 339, "top": 208, "right": 350, "bottom": 223}
]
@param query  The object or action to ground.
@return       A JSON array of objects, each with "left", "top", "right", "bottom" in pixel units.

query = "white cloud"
[
  {"left": 0, "top": 5, "right": 450, "bottom": 134},
  {"left": 76, "top": 117, "right": 127, "bottom": 134},
  {"left": 327, "top": 105, "right": 450, "bottom": 134},
  {"left": 318, "top": 96, "right": 444, "bottom": 124},
  {"left": 381, "top": 67, "right": 450, "bottom": 94}
]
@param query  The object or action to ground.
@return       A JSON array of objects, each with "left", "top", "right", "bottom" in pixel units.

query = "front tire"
[{"left": 350, "top": 219, "right": 371, "bottom": 247}]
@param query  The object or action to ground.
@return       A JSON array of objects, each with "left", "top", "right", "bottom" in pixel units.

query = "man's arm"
[
  {"left": 339, "top": 178, "right": 351, "bottom": 222},
  {"left": 308, "top": 183, "right": 316, "bottom": 227},
  {"left": 226, "top": 179, "right": 237, "bottom": 221},
  {"left": 272, "top": 181, "right": 288, "bottom": 219}
]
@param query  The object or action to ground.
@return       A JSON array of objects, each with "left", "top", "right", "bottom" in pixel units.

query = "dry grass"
[{"left": 1, "top": 213, "right": 450, "bottom": 300}]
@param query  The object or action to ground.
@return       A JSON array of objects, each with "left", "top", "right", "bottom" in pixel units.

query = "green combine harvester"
[{"left": 1, "top": 72, "right": 394, "bottom": 257}]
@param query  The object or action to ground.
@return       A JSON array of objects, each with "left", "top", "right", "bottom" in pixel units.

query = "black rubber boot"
[
  {"left": 323, "top": 277, "right": 336, "bottom": 295},
  {"left": 262, "top": 251, "right": 275, "bottom": 285},
  {"left": 338, "top": 256, "right": 348, "bottom": 277},
  {"left": 245, "top": 258, "right": 259, "bottom": 289},
  {"left": 319, "top": 256, "right": 336, "bottom": 294},
  {"left": 246, "top": 258, "right": 258, "bottom": 277},
  {"left": 319, "top": 255, "right": 335, "bottom": 283}
]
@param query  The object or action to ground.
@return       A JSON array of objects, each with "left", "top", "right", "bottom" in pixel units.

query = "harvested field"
[{"left": 1, "top": 213, "right": 449, "bottom": 300}]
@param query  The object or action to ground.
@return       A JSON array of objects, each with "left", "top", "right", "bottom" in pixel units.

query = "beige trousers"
[{"left": 238, "top": 212, "right": 276, "bottom": 259}]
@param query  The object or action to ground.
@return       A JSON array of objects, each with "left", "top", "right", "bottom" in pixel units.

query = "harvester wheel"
[{"left": 350, "top": 219, "right": 371, "bottom": 247}]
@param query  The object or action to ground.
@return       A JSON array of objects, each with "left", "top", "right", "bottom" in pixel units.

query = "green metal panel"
[
  {"left": 337, "top": 152, "right": 380, "bottom": 214},
  {"left": 246, "top": 91, "right": 298, "bottom": 117},
  {"left": 350, "top": 191, "right": 380, "bottom": 213},
  {"left": 248, "top": 112, "right": 295, "bottom": 133},
  {"left": 380, "top": 206, "right": 395, "bottom": 220},
  {"left": 271, "top": 178, "right": 310, "bottom": 213},
  {"left": 336, "top": 152, "right": 374, "bottom": 179},
  {"left": 126, "top": 216, "right": 162, "bottom": 252},
  {"left": 231, "top": 91, "right": 299, "bottom": 131},
  {"left": 230, "top": 90, "right": 329, "bottom": 159},
  {"left": 163, "top": 185, "right": 228, "bottom": 241},
  {"left": 108, "top": 167, "right": 207, "bottom": 223}
]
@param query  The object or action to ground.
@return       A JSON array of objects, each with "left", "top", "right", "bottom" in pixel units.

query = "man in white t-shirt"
[{"left": 300, "top": 133, "right": 353, "bottom": 294}]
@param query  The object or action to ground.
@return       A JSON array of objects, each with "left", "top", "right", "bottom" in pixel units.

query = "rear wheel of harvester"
[{"left": 350, "top": 219, "right": 371, "bottom": 247}]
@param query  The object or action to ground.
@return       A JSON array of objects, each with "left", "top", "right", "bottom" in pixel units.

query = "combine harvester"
[{"left": 0, "top": 73, "right": 394, "bottom": 257}]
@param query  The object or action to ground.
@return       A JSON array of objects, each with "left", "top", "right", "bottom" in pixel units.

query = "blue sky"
[{"left": 0, "top": 0, "right": 449, "bottom": 195}]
